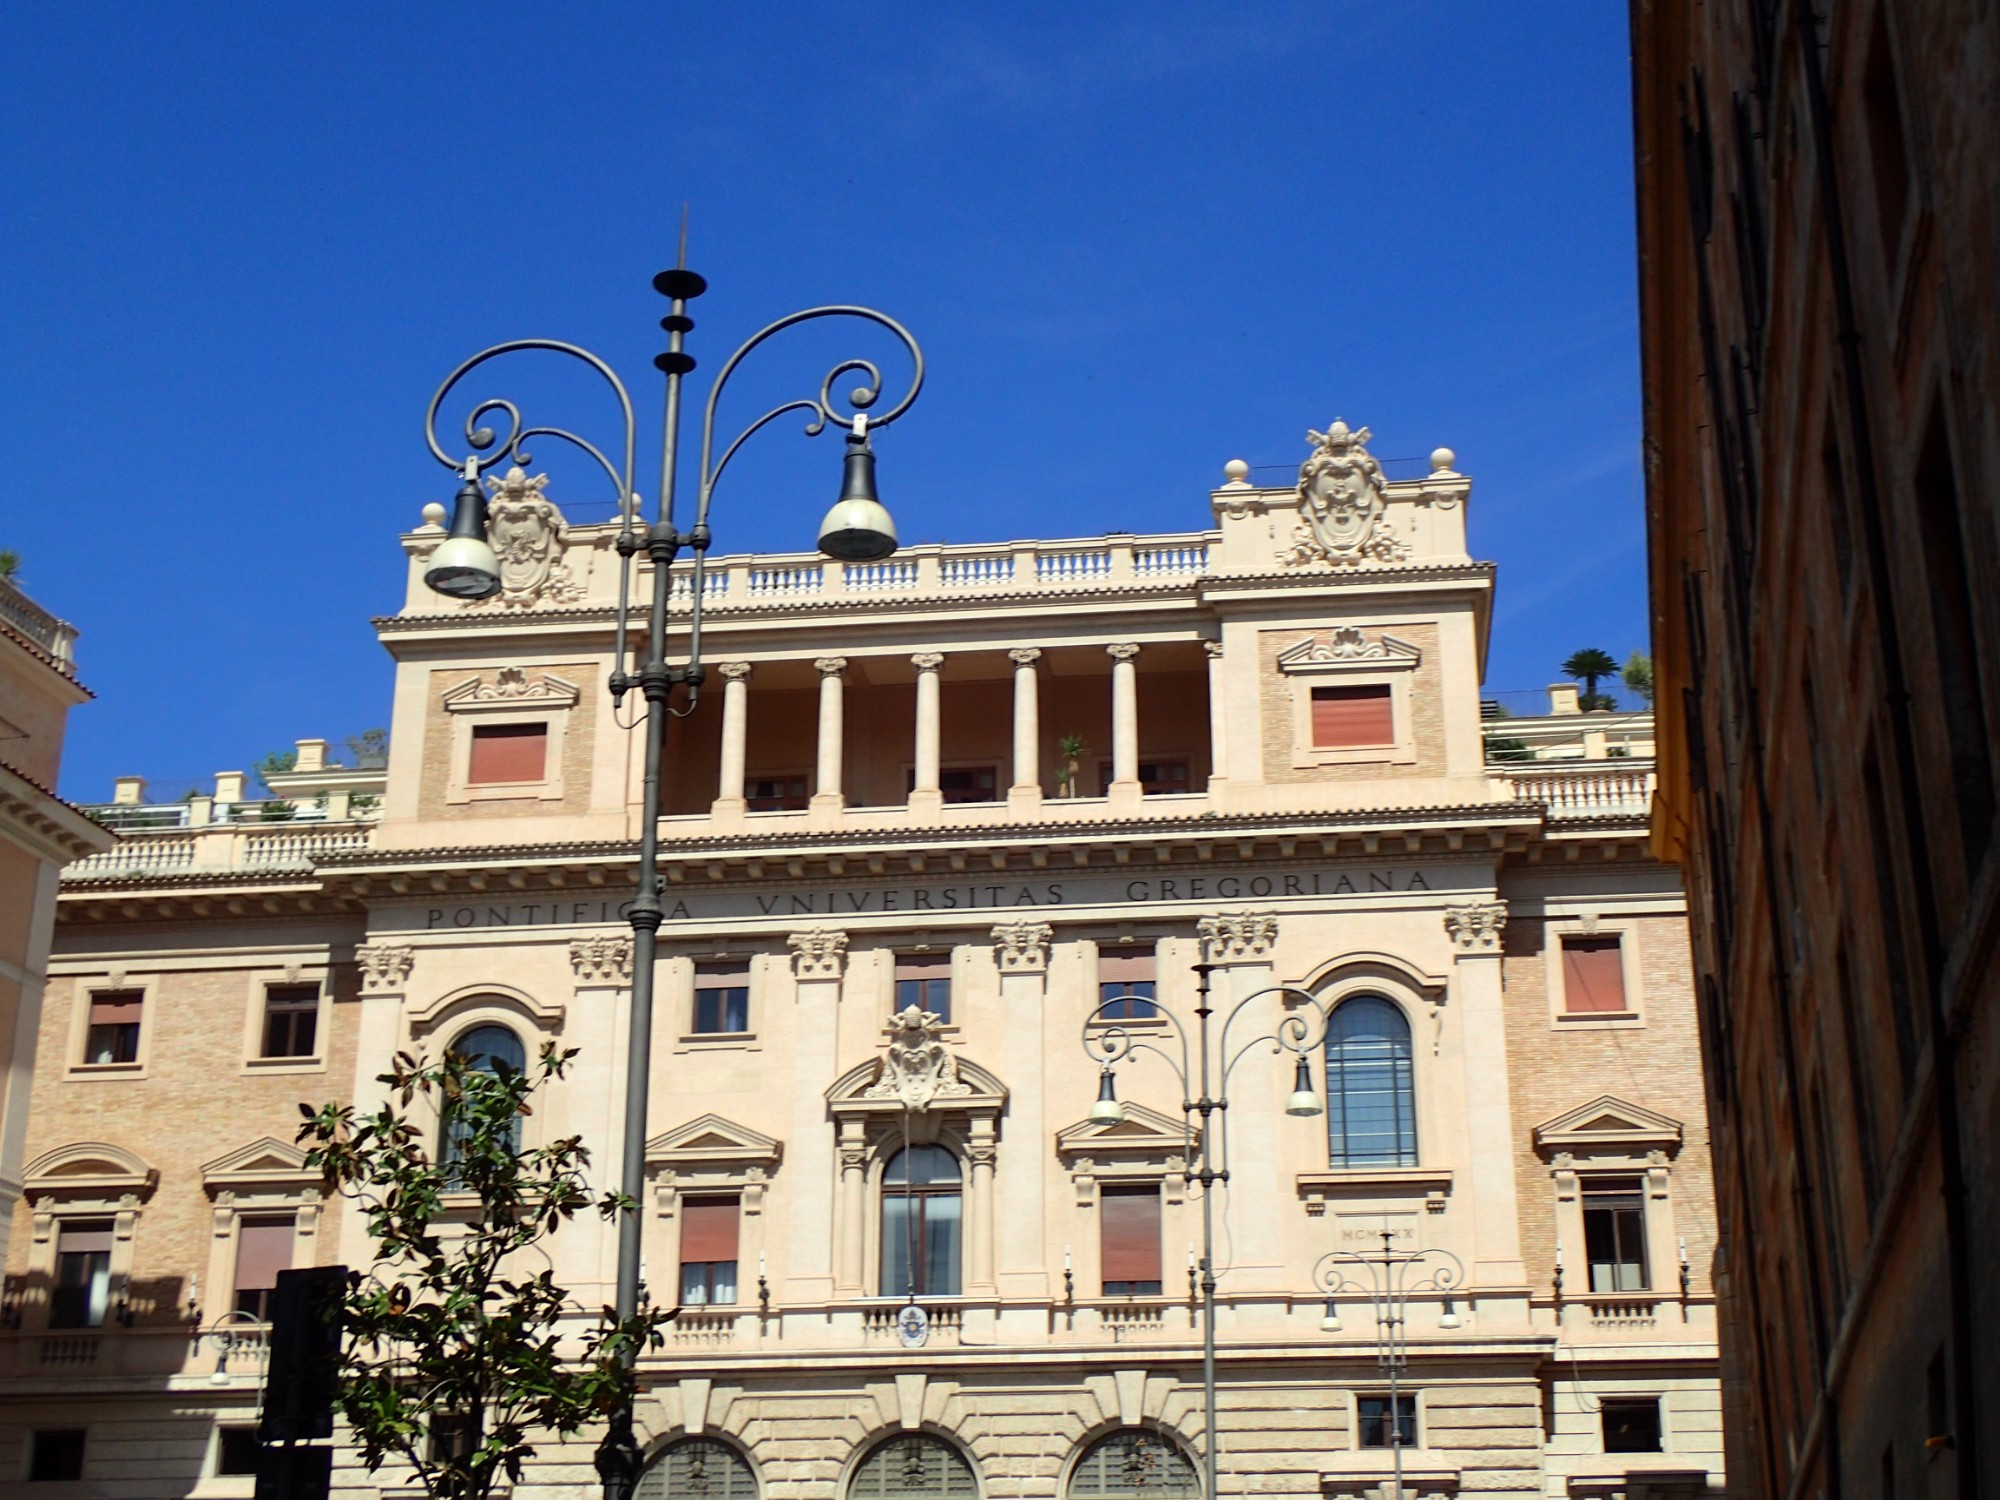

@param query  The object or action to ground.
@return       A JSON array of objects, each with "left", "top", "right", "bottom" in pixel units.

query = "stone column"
[
  {"left": 1008, "top": 648, "right": 1043, "bottom": 815},
  {"left": 966, "top": 1118, "right": 998, "bottom": 1296},
  {"left": 1444, "top": 903, "right": 1527, "bottom": 1288},
  {"left": 811, "top": 657, "right": 847, "bottom": 817},
  {"left": 569, "top": 936, "right": 634, "bottom": 1303},
  {"left": 836, "top": 1120, "right": 869, "bottom": 1295},
  {"left": 343, "top": 945, "right": 413, "bottom": 1271},
  {"left": 1107, "top": 643, "right": 1141, "bottom": 809},
  {"left": 991, "top": 921, "right": 1054, "bottom": 1298},
  {"left": 910, "top": 653, "right": 945, "bottom": 814},
  {"left": 786, "top": 928, "right": 847, "bottom": 1302},
  {"left": 1197, "top": 911, "right": 1286, "bottom": 1289},
  {"left": 713, "top": 662, "right": 752, "bottom": 815},
  {"left": 1204, "top": 639, "right": 1229, "bottom": 787}
]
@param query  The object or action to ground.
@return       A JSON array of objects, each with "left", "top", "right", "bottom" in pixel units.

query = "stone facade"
[
  {"left": 1634, "top": 3, "right": 2000, "bottom": 1499},
  {"left": 5, "top": 422, "right": 1720, "bottom": 1498}
]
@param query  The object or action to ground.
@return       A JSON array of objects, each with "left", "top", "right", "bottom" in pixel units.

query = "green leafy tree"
[
  {"left": 1621, "top": 651, "right": 1655, "bottom": 706},
  {"left": 298, "top": 1045, "right": 674, "bottom": 1499},
  {"left": 347, "top": 728, "right": 391, "bottom": 768},
  {"left": 253, "top": 748, "right": 298, "bottom": 794},
  {"left": 1561, "top": 647, "right": 1621, "bottom": 712},
  {"left": 0, "top": 550, "right": 20, "bottom": 580}
]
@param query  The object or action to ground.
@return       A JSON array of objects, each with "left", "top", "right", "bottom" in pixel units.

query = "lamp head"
[
  {"left": 817, "top": 429, "right": 899, "bottom": 562},
  {"left": 1088, "top": 1067, "right": 1126, "bottom": 1126},
  {"left": 1319, "top": 1305, "right": 1343, "bottom": 1333},
  {"left": 1438, "top": 1298, "right": 1461, "bottom": 1330},
  {"left": 1285, "top": 1054, "right": 1322, "bottom": 1117},
  {"left": 424, "top": 473, "right": 502, "bottom": 600}
]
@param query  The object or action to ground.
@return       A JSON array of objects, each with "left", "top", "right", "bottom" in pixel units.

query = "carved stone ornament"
[
  {"left": 1444, "top": 902, "right": 1508, "bottom": 951},
  {"left": 355, "top": 944, "right": 414, "bottom": 993},
  {"left": 1281, "top": 420, "right": 1412, "bottom": 569},
  {"left": 788, "top": 928, "right": 849, "bottom": 980},
  {"left": 814, "top": 656, "right": 849, "bottom": 677},
  {"left": 443, "top": 665, "right": 581, "bottom": 709},
  {"left": 569, "top": 935, "right": 632, "bottom": 983},
  {"left": 863, "top": 1005, "right": 973, "bottom": 1110},
  {"left": 991, "top": 920, "right": 1053, "bottom": 973},
  {"left": 469, "top": 467, "right": 584, "bottom": 609},
  {"left": 1275, "top": 626, "right": 1421, "bottom": 668},
  {"left": 1198, "top": 911, "right": 1278, "bottom": 962}
]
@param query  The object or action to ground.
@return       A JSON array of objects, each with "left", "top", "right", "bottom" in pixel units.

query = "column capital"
[
  {"left": 911, "top": 652, "right": 945, "bottom": 673},
  {"left": 569, "top": 935, "right": 633, "bottom": 984},
  {"left": 814, "top": 656, "right": 849, "bottom": 677},
  {"left": 355, "top": 944, "right": 414, "bottom": 994},
  {"left": 991, "top": 920, "right": 1054, "bottom": 973},
  {"left": 1443, "top": 902, "right": 1508, "bottom": 952},
  {"left": 1197, "top": 911, "right": 1278, "bottom": 963},
  {"left": 788, "top": 927, "right": 849, "bottom": 979},
  {"left": 1008, "top": 647, "right": 1044, "bottom": 667},
  {"left": 1106, "top": 642, "right": 1141, "bottom": 663},
  {"left": 718, "top": 661, "right": 754, "bottom": 682},
  {"left": 1203, "top": 639, "right": 1225, "bottom": 658}
]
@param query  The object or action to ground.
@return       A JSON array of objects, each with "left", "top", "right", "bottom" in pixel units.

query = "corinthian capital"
[
  {"left": 991, "top": 920, "right": 1054, "bottom": 972},
  {"left": 814, "top": 656, "right": 849, "bottom": 677},
  {"left": 1197, "top": 911, "right": 1278, "bottom": 963},
  {"left": 718, "top": 661, "right": 753, "bottom": 682},
  {"left": 1106, "top": 643, "right": 1141, "bottom": 663},
  {"left": 788, "top": 927, "right": 849, "bottom": 979},
  {"left": 569, "top": 935, "right": 633, "bottom": 983},
  {"left": 911, "top": 652, "right": 945, "bottom": 673},
  {"left": 1443, "top": 903, "right": 1508, "bottom": 952},
  {"left": 355, "top": 944, "right": 414, "bottom": 993}
]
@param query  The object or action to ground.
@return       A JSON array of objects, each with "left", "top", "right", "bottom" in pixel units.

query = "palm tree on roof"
[{"left": 1562, "top": 647, "right": 1620, "bottom": 711}]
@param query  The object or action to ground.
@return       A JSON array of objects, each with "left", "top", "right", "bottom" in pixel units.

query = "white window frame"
[
  {"left": 240, "top": 964, "right": 331, "bottom": 1074},
  {"left": 1544, "top": 914, "right": 1645, "bottom": 1029},
  {"left": 1275, "top": 629, "right": 1421, "bottom": 768},
  {"left": 66, "top": 974, "right": 157, "bottom": 1080}
]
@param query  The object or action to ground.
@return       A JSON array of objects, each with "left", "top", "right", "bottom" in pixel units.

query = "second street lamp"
[
  {"left": 1080, "top": 962, "right": 1332, "bottom": 1500},
  {"left": 421, "top": 258, "right": 924, "bottom": 1500}
]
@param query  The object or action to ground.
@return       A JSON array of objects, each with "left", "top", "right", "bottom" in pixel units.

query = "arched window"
[
  {"left": 1068, "top": 1431, "right": 1200, "bottom": 1500},
  {"left": 880, "top": 1145, "right": 962, "bottom": 1297},
  {"left": 445, "top": 1023, "right": 528, "bottom": 1163},
  {"left": 1324, "top": 997, "right": 1416, "bottom": 1168},
  {"left": 850, "top": 1435, "right": 977, "bottom": 1500},
  {"left": 637, "top": 1438, "right": 759, "bottom": 1500}
]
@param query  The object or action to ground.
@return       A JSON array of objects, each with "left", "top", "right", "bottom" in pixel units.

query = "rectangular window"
[
  {"left": 216, "top": 1427, "right": 262, "bottom": 1477},
  {"left": 1311, "top": 685, "right": 1394, "bottom": 748},
  {"left": 467, "top": 722, "right": 548, "bottom": 784},
  {"left": 29, "top": 1429, "right": 87, "bottom": 1481},
  {"left": 1357, "top": 1395, "right": 1417, "bottom": 1449},
  {"left": 940, "top": 765, "right": 998, "bottom": 803},
  {"left": 1602, "top": 1398, "right": 1663, "bottom": 1453},
  {"left": 261, "top": 984, "right": 320, "bottom": 1059},
  {"left": 693, "top": 963, "right": 751, "bottom": 1035},
  {"left": 84, "top": 991, "right": 143, "bottom": 1065},
  {"left": 50, "top": 1220, "right": 113, "bottom": 1329},
  {"left": 678, "top": 1196, "right": 741, "bottom": 1307},
  {"left": 233, "top": 1216, "right": 296, "bottom": 1321},
  {"left": 1583, "top": 1178, "right": 1651, "bottom": 1292},
  {"left": 1098, "top": 760, "right": 1194, "bottom": 795},
  {"left": 1097, "top": 949, "right": 1158, "bottom": 1020},
  {"left": 895, "top": 954, "right": 952, "bottom": 1023},
  {"left": 746, "top": 774, "right": 809, "bottom": 811},
  {"left": 1099, "top": 1185, "right": 1162, "bottom": 1295},
  {"left": 1561, "top": 936, "right": 1628, "bottom": 1014}
]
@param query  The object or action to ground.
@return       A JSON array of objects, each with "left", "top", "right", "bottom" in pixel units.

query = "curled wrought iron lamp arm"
[{"left": 422, "top": 337, "right": 640, "bottom": 503}]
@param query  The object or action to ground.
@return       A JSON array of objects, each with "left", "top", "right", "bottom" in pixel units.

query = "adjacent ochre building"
[{"left": 4, "top": 423, "right": 1720, "bottom": 1499}]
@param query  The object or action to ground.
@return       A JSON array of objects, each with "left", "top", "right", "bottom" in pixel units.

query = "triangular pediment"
[
  {"left": 1275, "top": 628, "right": 1422, "bottom": 673},
  {"left": 1534, "top": 1095, "right": 1683, "bottom": 1158},
  {"left": 647, "top": 1114, "right": 782, "bottom": 1167},
  {"left": 201, "top": 1136, "right": 320, "bottom": 1192},
  {"left": 1056, "top": 1101, "right": 1194, "bottom": 1159}
]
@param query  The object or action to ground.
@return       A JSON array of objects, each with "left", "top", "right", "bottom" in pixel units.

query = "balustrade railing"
[
  {"left": 0, "top": 577, "right": 73, "bottom": 663},
  {"left": 861, "top": 1304, "right": 962, "bottom": 1347},
  {"left": 1498, "top": 768, "right": 1656, "bottom": 820},
  {"left": 939, "top": 552, "right": 1012, "bottom": 589},
  {"left": 65, "top": 822, "right": 376, "bottom": 880},
  {"left": 845, "top": 559, "right": 919, "bottom": 591}
]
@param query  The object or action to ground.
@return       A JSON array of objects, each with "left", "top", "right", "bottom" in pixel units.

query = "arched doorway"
[{"left": 636, "top": 1437, "right": 759, "bottom": 1500}]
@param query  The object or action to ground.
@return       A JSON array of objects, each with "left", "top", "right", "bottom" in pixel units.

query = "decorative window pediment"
[
  {"left": 827, "top": 1007, "right": 1007, "bottom": 1117},
  {"left": 1055, "top": 1103, "right": 1192, "bottom": 1164},
  {"left": 1534, "top": 1095, "right": 1684, "bottom": 1161},
  {"left": 200, "top": 1137, "right": 320, "bottom": 1196},
  {"left": 24, "top": 1142, "right": 156, "bottom": 1203},
  {"left": 646, "top": 1115, "right": 782, "bottom": 1173},
  {"left": 1275, "top": 628, "right": 1421, "bottom": 674},
  {"left": 441, "top": 666, "right": 581, "bottom": 712}
]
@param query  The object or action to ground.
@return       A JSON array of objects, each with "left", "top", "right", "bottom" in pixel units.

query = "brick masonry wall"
[
  {"left": 416, "top": 660, "right": 600, "bottom": 822},
  {"left": 1257, "top": 623, "right": 1445, "bottom": 785}
]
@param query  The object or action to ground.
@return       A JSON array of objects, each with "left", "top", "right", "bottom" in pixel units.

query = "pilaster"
[
  {"left": 1196, "top": 911, "right": 1285, "bottom": 1288},
  {"left": 786, "top": 927, "right": 847, "bottom": 1301},
  {"left": 1444, "top": 902, "right": 1527, "bottom": 1289},
  {"left": 992, "top": 920, "right": 1053, "bottom": 1297}
]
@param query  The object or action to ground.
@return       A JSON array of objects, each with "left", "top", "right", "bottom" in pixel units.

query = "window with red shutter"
[
  {"left": 1562, "top": 936, "right": 1629, "bottom": 1013},
  {"left": 1099, "top": 1186, "right": 1162, "bottom": 1294},
  {"left": 468, "top": 723, "right": 548, "bottom": 784},
  {"left": 233, "top": 1216, "right": 296, "bottom": 1320},
  {"left": 679, "top": 1196, "right": 741, "bottom": 1306},
  {"left": 1310, "top": 685, "right": 1395, "bottom": 747}
]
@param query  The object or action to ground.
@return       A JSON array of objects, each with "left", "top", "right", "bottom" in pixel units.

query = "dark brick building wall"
[{"left": 1631, "top": 2, "right": 1999, "bottom": 1498}]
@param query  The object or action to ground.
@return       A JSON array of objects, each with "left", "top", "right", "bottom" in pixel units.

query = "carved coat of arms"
[
  {"left": 474, "top": 467, "right": 584, "bottom": 608},
  {"left": 863, "top": 1006, "right": 973, "bottom": 1111},
  {"left": 1281, "top": 420, "right": 1411, "bottom": 568}
]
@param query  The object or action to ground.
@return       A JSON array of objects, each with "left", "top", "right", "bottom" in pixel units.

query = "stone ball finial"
[
  {"left": 1222, "top": 458, "right": 1252, "bottom": 485},
  {"left": 420, "top": 501, "right": 447, "bottom": 528},
  {"left": 1430, "top": 447, "right": 1457, "bottom": 473}
]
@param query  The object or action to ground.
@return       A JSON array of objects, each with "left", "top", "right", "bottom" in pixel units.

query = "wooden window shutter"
[
  {"left": 1098, "top": 1186, "right": 1162, "bottom": 1284},
  {"left": 1562, "top": 937, "right": 1628, "bottom": 1012},
  {"left": 680, "top": 1197, "right": 741, "bottom": 1263},
  {"left": 88, "top": 993, "right": 143, "bottom": 1027},
  {"left": 1098, "top": 950, "right": 1157, "bottom": 984},
  {"left": 468, "top": 723, "right": 549, "bottom": 784},
  {"left": 1311, "top": 685, "right": 1394, "bottom": 747},
  {"left": 233, "top": 1217, "right": 295, "bottom": 1293},
  {"left": 60, "top": 1221, "right": 115, "bottom": 1255},
  {"left": 895, "top": 954, "right": 950, "bottom": 982}
]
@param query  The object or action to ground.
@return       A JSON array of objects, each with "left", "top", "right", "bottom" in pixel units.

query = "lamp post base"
[{"left": 595, "top": 1412, "right": 643, "bottom": 1500}]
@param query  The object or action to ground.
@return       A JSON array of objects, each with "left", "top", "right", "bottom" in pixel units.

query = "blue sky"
[{"left": 2, "top": 2, "right": 1645, "bottom": 802}]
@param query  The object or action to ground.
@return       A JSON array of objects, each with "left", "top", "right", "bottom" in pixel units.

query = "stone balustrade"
[
  {"left": 1495, "top": 767, "right": 1656, "bottom": 821},
  {"left": 64, "top": 821, "right": 378, "bottom": 880}
]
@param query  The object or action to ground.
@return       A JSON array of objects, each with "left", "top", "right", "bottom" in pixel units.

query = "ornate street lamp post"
[
  {"left": 1312, "top": 1231, "right": 1465, "bottom": 1500},
  {"left": 1080, "top": 963, "right": 1331, "bottom": 1500},
  {"left": 422, "top": 257, "right": 924, "bottom": 1499}
]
